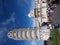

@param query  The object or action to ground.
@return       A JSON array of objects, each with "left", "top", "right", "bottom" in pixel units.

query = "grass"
[{"left": 49, "top": 29, "right": 58, "bottom": 45}]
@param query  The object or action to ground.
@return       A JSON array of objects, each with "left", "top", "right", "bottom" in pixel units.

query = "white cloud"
[{"left": 2, "top": 12, "right": 15, "bottom": 25}]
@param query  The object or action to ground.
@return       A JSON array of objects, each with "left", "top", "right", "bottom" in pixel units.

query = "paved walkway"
[
  {"left": 52, "top": 4, "right": 60, "bottom": 45},
  {"left": 53, "top": 4, "right": 60, "bottom": 34},
  {"left": 57, "top": 36, "right": 60, "bottom": 45}
]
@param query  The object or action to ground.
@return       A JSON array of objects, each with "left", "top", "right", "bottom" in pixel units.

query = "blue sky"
[{"left": 0, "top": 0, "right": 44, "bottom": 45}]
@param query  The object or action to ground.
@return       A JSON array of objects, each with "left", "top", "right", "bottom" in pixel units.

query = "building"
[
  {"left": 34, "top": 0, "right": 48, "bottom": 26},
  {"left": 7, "top": 0, "right": 50, "bottom": 41},
  {"left": 8, "top": 25, "right": 50, "bottom": 40}
]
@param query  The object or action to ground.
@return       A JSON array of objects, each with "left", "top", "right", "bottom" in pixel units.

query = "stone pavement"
[
  {"left": 52, "top": 4, "right": 60, "bottom": 45},
  {"left": 53, "top": 4, "right": 60, "bottom": 35}
]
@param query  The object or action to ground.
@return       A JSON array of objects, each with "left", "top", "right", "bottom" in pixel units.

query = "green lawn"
[{"left": 49, "top": 29, "right": 58, "bottom": 45}]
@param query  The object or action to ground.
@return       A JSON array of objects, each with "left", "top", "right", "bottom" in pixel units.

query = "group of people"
[
  {"left": 47, "top": 1, "right": 57, "bottom": 19},
  {"left": 51, "top": 0, "right": 59, "bottom": 4}
]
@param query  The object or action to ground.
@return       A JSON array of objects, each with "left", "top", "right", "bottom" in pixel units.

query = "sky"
[{"left": 0, "top": 0, "right": 44, "bottom": 45}]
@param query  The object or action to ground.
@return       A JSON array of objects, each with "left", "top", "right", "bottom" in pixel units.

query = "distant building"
[
  {"left": 34, "top": 0, "right": 48, "bottom": 26},
  {"left": 28, "top": 9, "right": 35, "bottom": 18}
]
